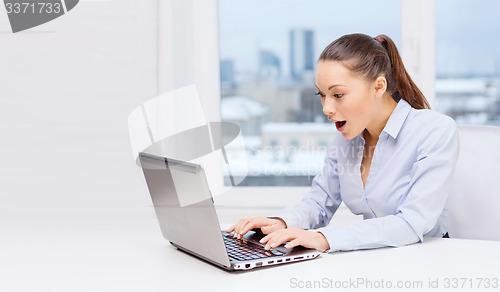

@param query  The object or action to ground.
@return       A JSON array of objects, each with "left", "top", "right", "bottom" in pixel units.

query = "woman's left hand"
[{"left": 259, "top": 227, "right": 330, "bottom": 252}]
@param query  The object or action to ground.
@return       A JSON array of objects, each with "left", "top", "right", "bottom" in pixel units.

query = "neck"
[{"left": 364, "top": 94, "right": 398, "bottom": 143}]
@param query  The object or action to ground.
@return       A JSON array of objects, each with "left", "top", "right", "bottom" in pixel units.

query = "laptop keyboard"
[{"left": 223, "top": 234, "right": 285, "bottom": 261}]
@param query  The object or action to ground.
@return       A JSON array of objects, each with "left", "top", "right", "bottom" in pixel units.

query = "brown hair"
[{"left": 318, "top": 33, "right": 430, "bottom": 109}]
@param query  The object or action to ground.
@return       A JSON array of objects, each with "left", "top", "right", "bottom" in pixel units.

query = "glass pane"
[
  {"left": 219, "top": 0, "right": 401, "bottom": 186},
  {"left": 435, "top": 0, "right": 500, "bottom": 125}
]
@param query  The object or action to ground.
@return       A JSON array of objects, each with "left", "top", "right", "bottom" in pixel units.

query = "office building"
[
  {"left": 258, "top": 50, "right": 281, "bottom": 80},
  {"left": 290, "top": 29, "right": 314, "bottom": 80}
]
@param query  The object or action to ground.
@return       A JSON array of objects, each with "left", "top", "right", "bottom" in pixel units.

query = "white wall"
[
  {"left": 0, "top": 2, "right": 229, "bottom": 289},
  {"left": 0, "top": 0, "right": 159, "bottom": 223},
  {"left": 401, "top": 0, "right": 435, "bottom": 107},
  {"left": 158, "top": 0, "right": 221, "bottom": 122}
]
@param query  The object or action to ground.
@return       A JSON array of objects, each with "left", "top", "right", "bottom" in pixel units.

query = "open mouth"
[
  {"left": 335, "top": 120, "right": 346, "bottom": 130},
  {"left": 336, "top": 120, "right": 346, "bottom": 127}
]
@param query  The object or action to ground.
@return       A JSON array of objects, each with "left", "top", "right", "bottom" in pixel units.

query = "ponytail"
[
  {"left": 374, "top": 35, "right": 430, "bottom": 109},
  {"left": 319, "top": 33, "right": 430, "bottom": 109}
]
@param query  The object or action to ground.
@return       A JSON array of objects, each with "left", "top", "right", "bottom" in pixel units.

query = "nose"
[{"left": 322, "top": 97, "right": 336, "bottom": 116}]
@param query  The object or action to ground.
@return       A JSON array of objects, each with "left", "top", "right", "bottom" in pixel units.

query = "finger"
[
  {"left": 237, "top": 218, "right": 260, "bottom": 239},
  {"left": 239, "top": 217, "right": 270, "bottom": 238},
  {"left": 265, "top": 235, "right": 288, "bottom": 250},
  {"left": 264, "top": 230, "right": 298, "bottom": 250},
  {"left": 259, "top": 227, "right": 288, "bottom": 245},
  {"left": 226, "top": 224, "right": 236, "bottom": 233},
  {"left": 265, "top": 238, "right": 285, "bottom": 250},
  {"left": 284, "top": 238, "right": 301, "bottom": 249},
  {"left": 261, "top": 226, "right": 274, "bottom": 234},
  {"left": 262, "top": 233, "right": 285, "bottom": 250},
  {"left": 259, "top": 233, "right": 272, "bottom": 244},
  {"left": 237, "top": 219, "right": 257, "bottom": 239},
  {"left": 233, "top": 219, "right": 248, "bottom": 236},
  {"left": 261, "top": 220, "right": 281, "bottom": 234},
  {"left": 239, "top": 221, "right": 259, "bottom": 236}
]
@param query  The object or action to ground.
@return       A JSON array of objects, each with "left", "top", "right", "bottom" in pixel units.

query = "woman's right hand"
[{"left": 226, "top": 217, "right": 287, "bottom": 239}]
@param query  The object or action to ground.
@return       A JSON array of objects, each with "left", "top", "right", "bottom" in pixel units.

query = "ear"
[{"left": 374, "top": 76, "right": 387, "bottom": 98}]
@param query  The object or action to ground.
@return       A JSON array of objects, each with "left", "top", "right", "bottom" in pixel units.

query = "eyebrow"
[{"left": 315, "top": 84, "right": 347, "bottom": 91}]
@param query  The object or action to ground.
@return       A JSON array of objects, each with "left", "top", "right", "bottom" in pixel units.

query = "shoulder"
[
  {"left": 405, "top": 108, "right": 457, "bottom": 136},
  {"left": 408, "top": 107, "right": 455, "bottom": 127},
  {"left": 403, "top": 108, "right": 459, "bottom": 153}
]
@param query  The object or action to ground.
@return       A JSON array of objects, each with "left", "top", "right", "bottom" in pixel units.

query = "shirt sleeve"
[
  {"left": 272, "top": 139, "right": 343, "bottom": 230},
  {"left": 320, "top": 116, "right": 460, "bottom": 252}
]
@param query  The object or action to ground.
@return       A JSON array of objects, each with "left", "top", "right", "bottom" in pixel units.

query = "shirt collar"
[{"left": 382, "top": 98, "right": 412, "bottom": 139}]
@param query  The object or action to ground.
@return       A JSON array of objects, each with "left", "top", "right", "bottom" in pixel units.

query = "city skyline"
[{"left": 219, "top": 0, "right": 500, "bottom": 79}]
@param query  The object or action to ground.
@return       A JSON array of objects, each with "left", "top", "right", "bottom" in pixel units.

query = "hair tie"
[{"left": 374, "top": 36, "right": 382, "bottom": 44}]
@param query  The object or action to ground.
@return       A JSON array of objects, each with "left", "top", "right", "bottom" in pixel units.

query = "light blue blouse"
[{"left": 276, "top": 98, "right": 460, "bottom": 252}]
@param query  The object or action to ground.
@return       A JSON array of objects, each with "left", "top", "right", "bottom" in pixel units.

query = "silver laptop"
[{"left": 139, "top": 152, "right": 322, "bottom": 271}]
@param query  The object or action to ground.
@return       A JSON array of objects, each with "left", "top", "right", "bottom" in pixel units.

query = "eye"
[
  {"left": 333, "top": 93, "right": 344, "bottom": 99},
  {"left": 315, "top": 91, "right": 325, "bottom": 98}
]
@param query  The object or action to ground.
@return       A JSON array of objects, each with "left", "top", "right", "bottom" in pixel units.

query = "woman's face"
[{"left": 315, "top": 60, "right": 379, "bottom": 140}]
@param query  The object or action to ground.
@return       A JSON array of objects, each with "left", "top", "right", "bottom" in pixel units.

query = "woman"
[{"left": 227, "top": 33, "right": 459, "bottom": 253}]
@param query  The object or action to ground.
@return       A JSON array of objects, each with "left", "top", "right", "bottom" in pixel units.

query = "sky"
[
  {"left": 219, "top": 0, "right": 500, "bottom": 78},
  {"left": 435, "top": 0, "right": 500, "bottom": 77}
]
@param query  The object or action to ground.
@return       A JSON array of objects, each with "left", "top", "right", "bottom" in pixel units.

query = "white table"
[{"left": 1, "top": 213, "right": 499, "bottom": 292}]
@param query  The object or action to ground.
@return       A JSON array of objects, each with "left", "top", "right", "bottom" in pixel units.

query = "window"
[
  {"left": 219, "top": 0, "right": 401, "bottom": 186},
  {"left": 435, "top": 0, "right": 500, "bottom": 125}
]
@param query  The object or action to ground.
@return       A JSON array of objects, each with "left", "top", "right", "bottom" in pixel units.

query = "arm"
[
  {"left": 322, "top": 117, "right": 460, "bottom": 252},
  {"left": 274, "top": 139, "right": 343, "bottom": 230},
  {"left": 226, "top": 139, "right": 342, "bottom": 242},
  {"left": 227, "top": 138, "right": 343, "bottom": 241}
]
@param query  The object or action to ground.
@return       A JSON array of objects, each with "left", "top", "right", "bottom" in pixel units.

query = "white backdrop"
[
  {"left": 0, "top": 0, "right": 158, "bottom": 225},
  {"left": 0, "top": 1, "right": 222, "bottom": 290}
]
